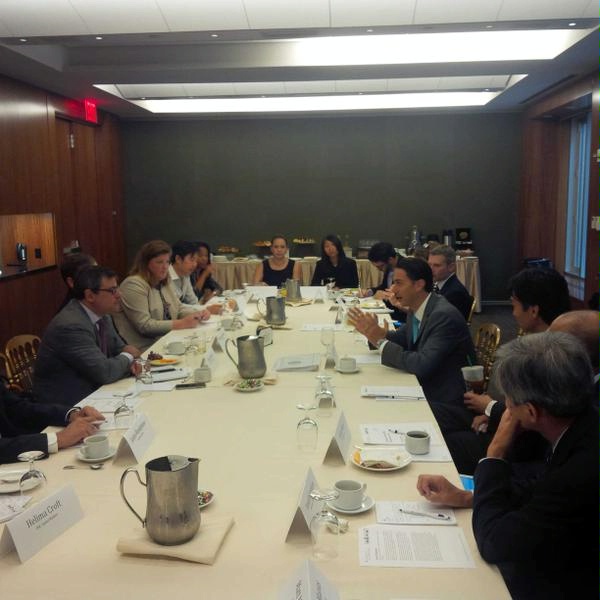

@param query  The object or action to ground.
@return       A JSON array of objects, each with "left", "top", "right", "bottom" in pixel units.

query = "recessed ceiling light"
[
  {"left": 366, "top": 29, "right": 373, "bottom": 33},
  {"left": 568, "top": 22, "right": 576, "bottom": 27},
  {"left": 486, "top": 25, "right": 493, "bottom": 29},
  {"left": 484, "top": 88, "right": 490, "bottom": 91},
  {"left": 95, "top": 36, "right": 103, "bottom": 40},
  {"left": 211, "top": 33, "right": 219, "bottom": 38},
  {"left": 19, "top": 38, "right": 27, "bottom": 42}
]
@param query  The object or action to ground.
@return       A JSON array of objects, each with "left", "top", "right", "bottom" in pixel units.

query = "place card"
[
  {"left": 114, "top": 413, "right": 155, "bottom": 464},
  {"left": 278, "top": 559, "right": 340, "bottom": 600},
  {"left": 285, "top": 468, "right": 320, "bottom": 542},
  {"left": 323, "top": 411, "right": 351, "bottom": 465},
  {"left": 0, "top": 485, "right": 83, "bottom": 562},
  {"left": 213, "top": 328, "right": 227, "bottom": 352},
  {"left": 203, "top": 345, "right": 216, "bottom": 368}
]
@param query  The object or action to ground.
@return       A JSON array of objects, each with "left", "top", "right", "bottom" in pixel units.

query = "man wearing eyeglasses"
[{"left": 34, "top": 266, "right": 141, "bottom": 406}]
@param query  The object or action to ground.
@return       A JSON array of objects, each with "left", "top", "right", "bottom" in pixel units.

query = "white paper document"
[
  {"left": 376, "top": 501, "right": 456, "bottom": 525},
  {"left": 361, "top": 385, "right": 425, "bottom": 400},
  {"left": 274, "top": 354, "right": 321, "bottom": 372},
  {"left": 359, "top": 525, "right": 475, "bottom": 568},
  {"left": 0, "top": 496, "right": 31, "bottom": 524},
  {"left": 75, "top": 394, "right": 142, "bottom": 414},
  {"left": 278, "top": 560, "right": 340, "bottom": 600},
  {"left": 360, "top": 423, "right": 443, "bottom": 446}
]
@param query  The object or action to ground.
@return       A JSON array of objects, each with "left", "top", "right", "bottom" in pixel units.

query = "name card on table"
[
  {"left": 278, "top": 560, "right": 340, "bottom": 600},
  {"left": 0, "top": 485, "right": 83, "bottom": 563},
  {"left": 285, "top": 468, "right": 320, "bottom": 543},
  {"left": 203, "top": 345, "right": 217, "bottom": 369},
  {"left": 300, "top": 287, "right": 326, "bottom": 303},
  {"left": 115, "top": 413, "right": 155, "bottom": 464},
  {"left": 323, "top": 411, "right": 351, "bottom": 465},
  {"left": 213, "top": 328, "right": 227, "bottom": 352}
]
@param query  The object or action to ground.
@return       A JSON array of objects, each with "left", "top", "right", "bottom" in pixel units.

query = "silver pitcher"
[
  {"left": 225, "top": 334, "right": 267, "bottom": 379},
  {"left": 120, "top": 455, "right": 201, "bottom": 546},
  {"left": 285, "top": 278, "right": 302, "bottom": 302},
  {"left": 257, "top": 296, "right": 286, "bottom": 326}
]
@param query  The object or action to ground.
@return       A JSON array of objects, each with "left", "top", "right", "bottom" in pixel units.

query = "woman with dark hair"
[
  {"left": 191, "top": 242, "right": 224, "bottom": 303},
  {"left": 114, "top": 240, "right": 209, "bottom": 351},
  {"left": 253, "top": 235, "right": 301, "bottom": 287},
  {"left": 310, "top": 234, "right": 359, "bottom": 288}
]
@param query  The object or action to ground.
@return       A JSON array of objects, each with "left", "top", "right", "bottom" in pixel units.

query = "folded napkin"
[
  {"left": 353, "top": 448, "right": 411, "bottom": 469},
  {"left": 223, "top": 372, "right": 278, "bottom": 386},
  {"left": 117, "top": 516, "right": 234, "bottom": 564},
  {"left": 285, "top": 299, "right": 313, "bottom": 307}
]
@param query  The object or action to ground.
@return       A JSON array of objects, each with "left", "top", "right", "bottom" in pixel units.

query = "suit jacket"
[
  {"left": 113, "top": 275, "right": 197, "bottom": 352},
  {"left": 438, "top": 273, "right": 472, "bottom": 320},
  {"left": 472, "top": 406, "right": 598, "bottom": 599},
  {"left": 381, "top": 294, "right": 474, "bottom": 404},
  {"left": 0, "top": 384, "right": 70, "bottom": 463},
  {"left": 33, "top": 300, "right": 130, "bottom": 406}
]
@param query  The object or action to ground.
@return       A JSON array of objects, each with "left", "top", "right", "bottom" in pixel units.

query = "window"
[{"left": 564, "top": 112, "right": 591, "bottom": 299}]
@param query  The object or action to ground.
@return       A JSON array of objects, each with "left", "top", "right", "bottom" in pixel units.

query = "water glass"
[
  {"left": 17, "top": 451, "right": 46, "bottom": 495},
  {"left": 315, "top": 374, "right": 335, "bottom": 415},
  {"left": 296, "top": 404, "right": 318, "bottom": 451},
  {"left": 309, "top": 488, "right": 340, "bottom": 560},
  {"left": 134, "top": 358, "right": 153, "bottom": 396}
]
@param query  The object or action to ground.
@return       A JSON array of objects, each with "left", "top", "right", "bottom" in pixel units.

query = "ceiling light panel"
[
  {"left": 156, "top": 0, "right": 248, "bottom": 31},
  {"left": 0, "top": 0, "right": 88, "bottom": 36},
  {"left": 329, "top": 0, "right": 415, "bottom": 27},
  {"left": 497, "top": 0, "right": 592, "bottom": 21},
  {"left": 243, "top": 0, "right": 330, "bottom": 29},
  {"left": 132, "top": 91, "right": 500, "bottom": 114},
  {"left": 69, "top": 0, "right": 167, "bottom": 35},
  {"left": 414, "top": 0, "right": 502, "bottom": 25},
  {"left": 117, "top": 84, "right": 188, "bottom": 98}
]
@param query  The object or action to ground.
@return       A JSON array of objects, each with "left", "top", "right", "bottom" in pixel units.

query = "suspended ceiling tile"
[
  {"left": 497, "top": 0, "right": 591, "bottom": 21},
  {"left": 69, "top": 0, "right": 168, "bottom": 34},
  {"left": 157, "top": 0, "right": 249, "bottom": 32},
  {"left": 489, "top": 74, "right": 511, "bottom": 87},
  {"left": 283, "top": 80, "right": 336, "bottom": 93},
  {"left": 183, "top": 83, "right": 237, "bottom": 96},
  {"left": 330, "top": 0, "right": 415, "bottom": 27},
  {"left": 414, "top": 0, "right": 503, "bottom": 25},
  {"left": 439, "top": 75, "right": 496, "bottom": 89},
  {"left": 243, "top": 0, "right": 330, "bottom": 29},
  {"left": 335, "top": 79, "right": 388, "bottom": 92},
  {"left": 233, "top": 81, "right": 287, "bottom": 94},
  {"left": 0, "top": 0, "right": 89, "bottom": 36},
  {"left": 0, "top": 19, "right": 12, "bottom": 36},
  {"left": 581, "top": 0, "right": 599, "bottom": 18},
  {"left": 117, "top": 84, "right": 188, "bottom": 98},
  {"left": 386, "top": 77, "right": 440, "bottom": 91}
]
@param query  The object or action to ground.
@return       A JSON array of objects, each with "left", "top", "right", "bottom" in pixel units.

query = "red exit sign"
[{"left": 83, "top": 98, "right": 98, "bottom": 124}]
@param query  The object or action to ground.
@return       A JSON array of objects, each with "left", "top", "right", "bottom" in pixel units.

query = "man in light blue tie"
[{"left": 349, "top": 257, "right": 474, "bottom": 405}]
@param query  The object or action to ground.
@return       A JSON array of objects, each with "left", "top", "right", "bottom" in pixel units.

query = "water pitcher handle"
[
  {"left": 256, "top": 298, "right": 266, "bottom": 318},
  {"left": 225, "top": 338, "right": 238, "bottom": 367},
  {"left": 120, "top": 467, "right": 146, "bottom": 527}
]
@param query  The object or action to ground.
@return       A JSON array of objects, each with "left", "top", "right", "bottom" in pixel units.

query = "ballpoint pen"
[{"left": 398, "top": 508, "right": 451, "bottom": 521}]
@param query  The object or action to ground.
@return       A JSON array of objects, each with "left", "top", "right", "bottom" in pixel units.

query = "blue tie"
[{"left": 412, "top": 316, "right": 420, "bottom": 344}]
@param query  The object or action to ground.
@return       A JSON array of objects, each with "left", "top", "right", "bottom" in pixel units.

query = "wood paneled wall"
[
  {"left": 0, "top": 75, "right": 126, "bottom": 349},
  {"left": 518, "top": 72, "right": 599, "bottom": 304}
]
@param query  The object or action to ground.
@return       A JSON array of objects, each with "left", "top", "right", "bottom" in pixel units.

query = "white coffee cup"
[
  {"left": 82, "top": 434, "right": 110, "bottom": 459},
  {"left": 404, "top": 430, "right": 430, "bottom": 455},
  {"left": 338, "top": 356, "right": 357, "bottom": 373},
  {"left": 333, "top": 479, "right": 367, "bottom": 511},
  {"left": 165, "top": 340, "right": 186, "bottom": 355}
]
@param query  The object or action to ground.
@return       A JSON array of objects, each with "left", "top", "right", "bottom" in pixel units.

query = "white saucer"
[
  {"left": 0, "top": 469, "right": 42, "bottom": 494},
  {"left": 327, "top": 495, "right": 375, "bottom": 515},
  {"left": 198, "top": 490, "right": 215, "bottom": 509},
  {"left": 234, "top": 380, "right": 264, "bottom": 393},
  {"left": 335, "top": 367, "right": 360, "bottom": 374},
  {"left": 76, "top": 446, "right": 117, "bottom": 463}
]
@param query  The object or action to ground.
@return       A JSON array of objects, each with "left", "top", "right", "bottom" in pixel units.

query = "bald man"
[{"left": 549, "top": 310, "right": 599, "bottom": 397}]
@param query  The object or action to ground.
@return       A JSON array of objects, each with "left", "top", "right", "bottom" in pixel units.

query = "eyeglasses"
[{"left": 95, "top": 287, "right": 119, "bottom": 296}]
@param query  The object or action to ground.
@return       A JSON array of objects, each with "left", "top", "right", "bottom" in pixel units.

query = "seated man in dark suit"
[
  {"left": 361, "top": 242, "right": 406, "bottom": 323},
  {"left": 427, "top": 245, "right": 472, "bottom": 320},
  {"left": 350, "top": 257, "right": 475, "bottom": 405},
  {"left": 34, "top": 266, "right": 141, "bottom": 407},
  {"left": 417, "top": 332, "right": 597, "bottom": 599},
  {"left": 0, "top": 380, "right": 104, "bottom": 463}
]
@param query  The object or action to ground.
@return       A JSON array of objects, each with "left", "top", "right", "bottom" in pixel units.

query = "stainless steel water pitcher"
[{"left": 225, "top": 334, "right": 267, "bottom": 379}]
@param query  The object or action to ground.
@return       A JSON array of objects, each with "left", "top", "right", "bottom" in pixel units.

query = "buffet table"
[
  {"left": 0, "top": 301, "right": 505, "bottom": 599},
  {"left": 212, "top": 257, "right": 481, "bottom": 311}
]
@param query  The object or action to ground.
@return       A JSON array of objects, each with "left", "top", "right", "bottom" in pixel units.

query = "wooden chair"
[
  {"left": 473, "top": 323, "right": 501, "bottom": 390},
  {"left": 466, "top": 297, "right": 477, "bottom": 325},
  {"left": 5, "top": 335, "right": 41, "bottom": 392}
]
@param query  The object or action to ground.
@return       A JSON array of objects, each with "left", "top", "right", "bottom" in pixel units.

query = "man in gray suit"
[
  {"left": 34, "top": 266, "right": 141, "bottom": 406},
  {"left": 350, "top": 257, "right": 474, "bottom": 405}
]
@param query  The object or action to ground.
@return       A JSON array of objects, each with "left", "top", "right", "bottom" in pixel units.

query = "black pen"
[
  {"left": 175, "top": 382, "right": 206, "bottom": 389},
  {"left": 151, "top": 367, "right": 177, "bottom": 373}
]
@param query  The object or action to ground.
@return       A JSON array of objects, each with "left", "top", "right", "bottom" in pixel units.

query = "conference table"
[
  {"left": 0, "top": 299, "right": 506, "bottom": 599},
  {"left": 212, "top": 257, "right": 482, "bottom": 312}
]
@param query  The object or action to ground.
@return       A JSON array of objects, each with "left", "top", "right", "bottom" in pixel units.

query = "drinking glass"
[
  {"left": 315, "top": 374, "right": 335, "bottom": 415},
  {"left": 296, "top": 403, "right": 318, "bottom": 451},
  {"left": 325, "top": 277, "right": 336, "bottom": 298},
  {"left": 133, "top": 358, "right": 153, "bottom": 397},
  {"left": 114, "top": 391, "right": 135, "bottom": 428},
  {"left": 17, "top": 451, "right": 46, "bottom": 495},
  {"left": 309, "top": 488, "right": 340, "bottom": 560}
]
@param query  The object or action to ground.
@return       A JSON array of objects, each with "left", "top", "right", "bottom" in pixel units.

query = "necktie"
[
  {"left": 412, "top": 316, "right": 420, "bottom": 344},
  {"left": 433, "top": 283, "right": 440, "bottom": 294},
  {"left": 97, "top": 318, "right": 108, "bottom": 356}
]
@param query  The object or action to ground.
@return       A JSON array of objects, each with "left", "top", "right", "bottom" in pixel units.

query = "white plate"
[
  {"left": 0, "top": 469, "right": 42, "bottom": 494},
  {"left": 76, "top": 446, "right": 117, "bottom": 463},
  {"left": 198, "top": 490, "right": 215, "bottom": 509},
  {"left": 149, "top": 357, "right": 181, "bottom": 367},
  {"left": 335, "top": 367, "right": 360, "bottom": 375},
  {"left": 234, "top": 380, "right": 264, "bottom": 393},
  {"left": 327, "top": 495, "right": 375, "bottom": 515},
  {"left": 351, "top": 451, "right": 412, "bottom": 472}
]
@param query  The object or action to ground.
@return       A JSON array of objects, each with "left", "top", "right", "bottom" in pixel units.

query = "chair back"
[
  {"left": 466, "top": 297, "right": 477, "bottom": 325},
  {"left": 473, "top": 324, "right": 501, "bottom": 390},
  {"left": 5, "top": 335, "right": 41, "bottom": 392}
]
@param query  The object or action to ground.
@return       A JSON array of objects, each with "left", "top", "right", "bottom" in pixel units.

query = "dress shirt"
[
  {"left": 168, "top": 265, "right": 199, "bottom": 305},
  {"left": 378, "top": 294, "right": 432, "bottom": 354}
]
